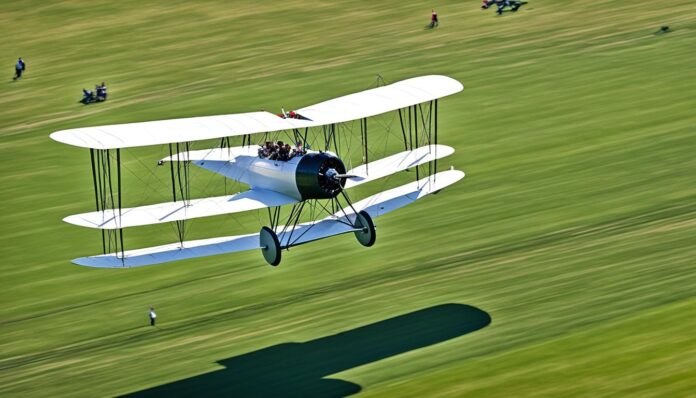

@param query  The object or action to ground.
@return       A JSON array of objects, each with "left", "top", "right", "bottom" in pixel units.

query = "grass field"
[{"left": 1, "top": 0, "right": 695, "bottom": 396}]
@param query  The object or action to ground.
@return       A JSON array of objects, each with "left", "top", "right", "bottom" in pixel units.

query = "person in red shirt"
[{"left": 430, "top": 9, "right": 439, "bottom": 28}]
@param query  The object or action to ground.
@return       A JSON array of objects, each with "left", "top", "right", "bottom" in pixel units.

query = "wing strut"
[
  {"left": 397, "top": 108, "right": 409, "bottom": 151},
  {"left": 360, "top": 117, "right": 368, "bottom": 175},
  {"left": 414, "top": 104, "right": 419, "bottom": 180},
  {"left": 89, "top": 148, "right": 125, "bottom": 261},
  {"left": 435, "top": 99, "right": 438, "bottom": 180},
  {"left": 168, "top": 142, "right": 192, "bottom": 244}
]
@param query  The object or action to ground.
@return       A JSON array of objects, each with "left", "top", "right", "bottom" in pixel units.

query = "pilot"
[
  {"left": 295, "top": 141, "right": 304, "bottom": 155},
  {"left": 269, "top": 141, "right": 279, "bottom": 160},
  {"left": 265, "top": 141, "right": 274, "bottom": 158},
  {"left": 277, "top": 141, "right": 289, "bottom": 161}
]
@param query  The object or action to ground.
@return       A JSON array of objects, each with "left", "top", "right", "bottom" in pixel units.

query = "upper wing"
[
  {"left": 50, "top": 75, "right": 463, "bottom": 149},
  {"left": 49, "top": 112, "right": 314, "bottom": 150},
  {"left": 296, "top": 75, "right": 463, "bottom": 125},
  {"left": 64, "top": 189, "right": 298, "bottom": 229}
]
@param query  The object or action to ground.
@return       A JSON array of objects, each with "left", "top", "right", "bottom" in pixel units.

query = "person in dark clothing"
[
  {"left": 277, "top": 141, "right": 289, "bottom": 161},
  {"left": 82, "top": 89, "right": 95, "bottom": 104},
  {"left": 13, "top": 58, "right": 26, "bottom": 80},
  {"left": 96, "top": 82, "right": 107, "bottom": 101},
  {"left": 269, "top": 142, "right": 279, "bottom": 160},
  {"left": 483, "top": 0, "right": 527, "bottom": 14}
]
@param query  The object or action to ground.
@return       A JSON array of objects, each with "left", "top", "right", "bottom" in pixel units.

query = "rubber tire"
[
  {"left": 260, "top": 226, "right": 282, "bottom": 266},
  {"left": 354, "top": 211, "right": 376, "bottom": 247}
]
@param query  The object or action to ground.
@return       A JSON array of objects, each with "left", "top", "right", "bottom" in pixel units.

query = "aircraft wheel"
[
  {"left": 354, "top": 211, "right": 376, "bottom": 247},
  {"left": 260, "top": 226, "right": 281, "bottom": 266}
]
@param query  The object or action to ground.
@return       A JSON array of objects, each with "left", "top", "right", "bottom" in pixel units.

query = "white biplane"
[{"left": 51, "top": 75, "right": 465, "bottom": 267}]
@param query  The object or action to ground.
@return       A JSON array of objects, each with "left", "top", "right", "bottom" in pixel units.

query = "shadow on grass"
[{"left": 125, "top": 303, "right": 490, "bottom": 398}]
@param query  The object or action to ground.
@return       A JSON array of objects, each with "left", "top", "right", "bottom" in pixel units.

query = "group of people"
[
  {"left": 482, "top": 0, "right": 528, "bottom": 14},
  {"left": 277, "top": 110, "right": 308, "bottom": 120},
  {"left": 11, "top": 57, "right": 112, "bottom": 105},
  {"left": 258, "top": 141, "right": 307, "bottom": 161},
  {"left": 82, "top": 82, "right": 108, "bottom": 104}
]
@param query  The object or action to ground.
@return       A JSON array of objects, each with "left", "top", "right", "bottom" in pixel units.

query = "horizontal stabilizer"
[
  {"left": 64, "top": 189, "right": 297, "bottom": 229},
  {"left": 344, "top": 145, "right": 454, "bottom": 189},
  {"left": 72, "top": 170, "right": 464, "bottom": 267}
]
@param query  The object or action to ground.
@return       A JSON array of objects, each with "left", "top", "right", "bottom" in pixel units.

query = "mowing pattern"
[{"left": 1, "top": 0, "right": 694, "bottom": 396}]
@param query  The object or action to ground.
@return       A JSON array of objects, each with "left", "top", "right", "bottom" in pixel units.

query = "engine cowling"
[
  {"left": 229, "top": 151, "right": 347, "bottom": 201},
  {"left": 295, "top": 152, "right": 347, "bottom": 200}
]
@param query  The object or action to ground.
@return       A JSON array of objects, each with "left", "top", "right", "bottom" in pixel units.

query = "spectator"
[
  {"left": 82, "top": 89, "right": 95, "bottom": 104},
  {"left": 94, "top": 82, "right": 106, "bottom": 101},
  {"left": 13, "top": 57, "right": 26, "bottom": 80},
  {"left": 96, "top": 82, "right": 107, "bottom": 101},
  {"left": 430, "top": 10, "right": 439, "bottom": 28},
  {"left": 149, "top": 306, "right": 157, "bottom": 327}
]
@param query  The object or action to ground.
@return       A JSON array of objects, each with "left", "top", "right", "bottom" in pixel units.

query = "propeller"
[{"left": 318, "top": 169, "right": 357, "bottom": 180}]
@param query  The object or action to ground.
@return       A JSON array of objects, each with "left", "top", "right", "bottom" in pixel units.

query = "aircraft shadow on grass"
[{"left": 125, "top": 303, "right": 491, "bottom": 398}]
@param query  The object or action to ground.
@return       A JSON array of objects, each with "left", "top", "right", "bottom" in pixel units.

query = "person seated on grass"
[
  {"left": 483, "top": 0, "right": 527, "bottom": 14},
  {"left": 509, "top": 1, "right": 525, "bottom": 11},
  {"left": 82, "top": 88, "right": 95, "bottom": 104},
  {"left": 96, "top": 82, "right": 107, "bottom": 101},
  {"left": 92, "top": 84, "right": 101, "bottom": 101}
]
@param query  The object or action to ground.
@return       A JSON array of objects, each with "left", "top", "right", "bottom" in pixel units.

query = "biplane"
[{"left": 50, "top": 75, "right": 465, "bottom": 267}]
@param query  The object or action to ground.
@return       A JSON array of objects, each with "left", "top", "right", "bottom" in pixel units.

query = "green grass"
[{"left": 1, "top": 0, "right": 695, "bottom": 396}]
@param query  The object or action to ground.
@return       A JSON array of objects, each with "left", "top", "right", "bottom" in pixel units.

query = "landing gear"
[
  {"left": 260, "top": 226, "right": 281, "bottom": 266},
  {"left": 354, "top": 210, "right": 376, "bottom": 247}
]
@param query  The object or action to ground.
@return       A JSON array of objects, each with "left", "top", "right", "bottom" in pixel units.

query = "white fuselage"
[
  {"left": 231, "top": 155, "right": 303, "bottom": 199},
  {"left": 187, "top": 147, "right": 344, "bottom": 200}
]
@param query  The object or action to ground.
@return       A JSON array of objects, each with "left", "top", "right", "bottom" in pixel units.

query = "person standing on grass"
[
  {"left": 430, "top": 9, "right": 439, "bottom": 28},
  {"left": 13, "top": 57, "right": 26, "bottom": 80},
  {"left": 149, "top": 306, "right": 157, "bottom": 327}
]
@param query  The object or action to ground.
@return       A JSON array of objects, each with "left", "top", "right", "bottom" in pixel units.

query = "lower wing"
[{"left": 73, "top": 170, "right": 464, "bottom": 268}]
